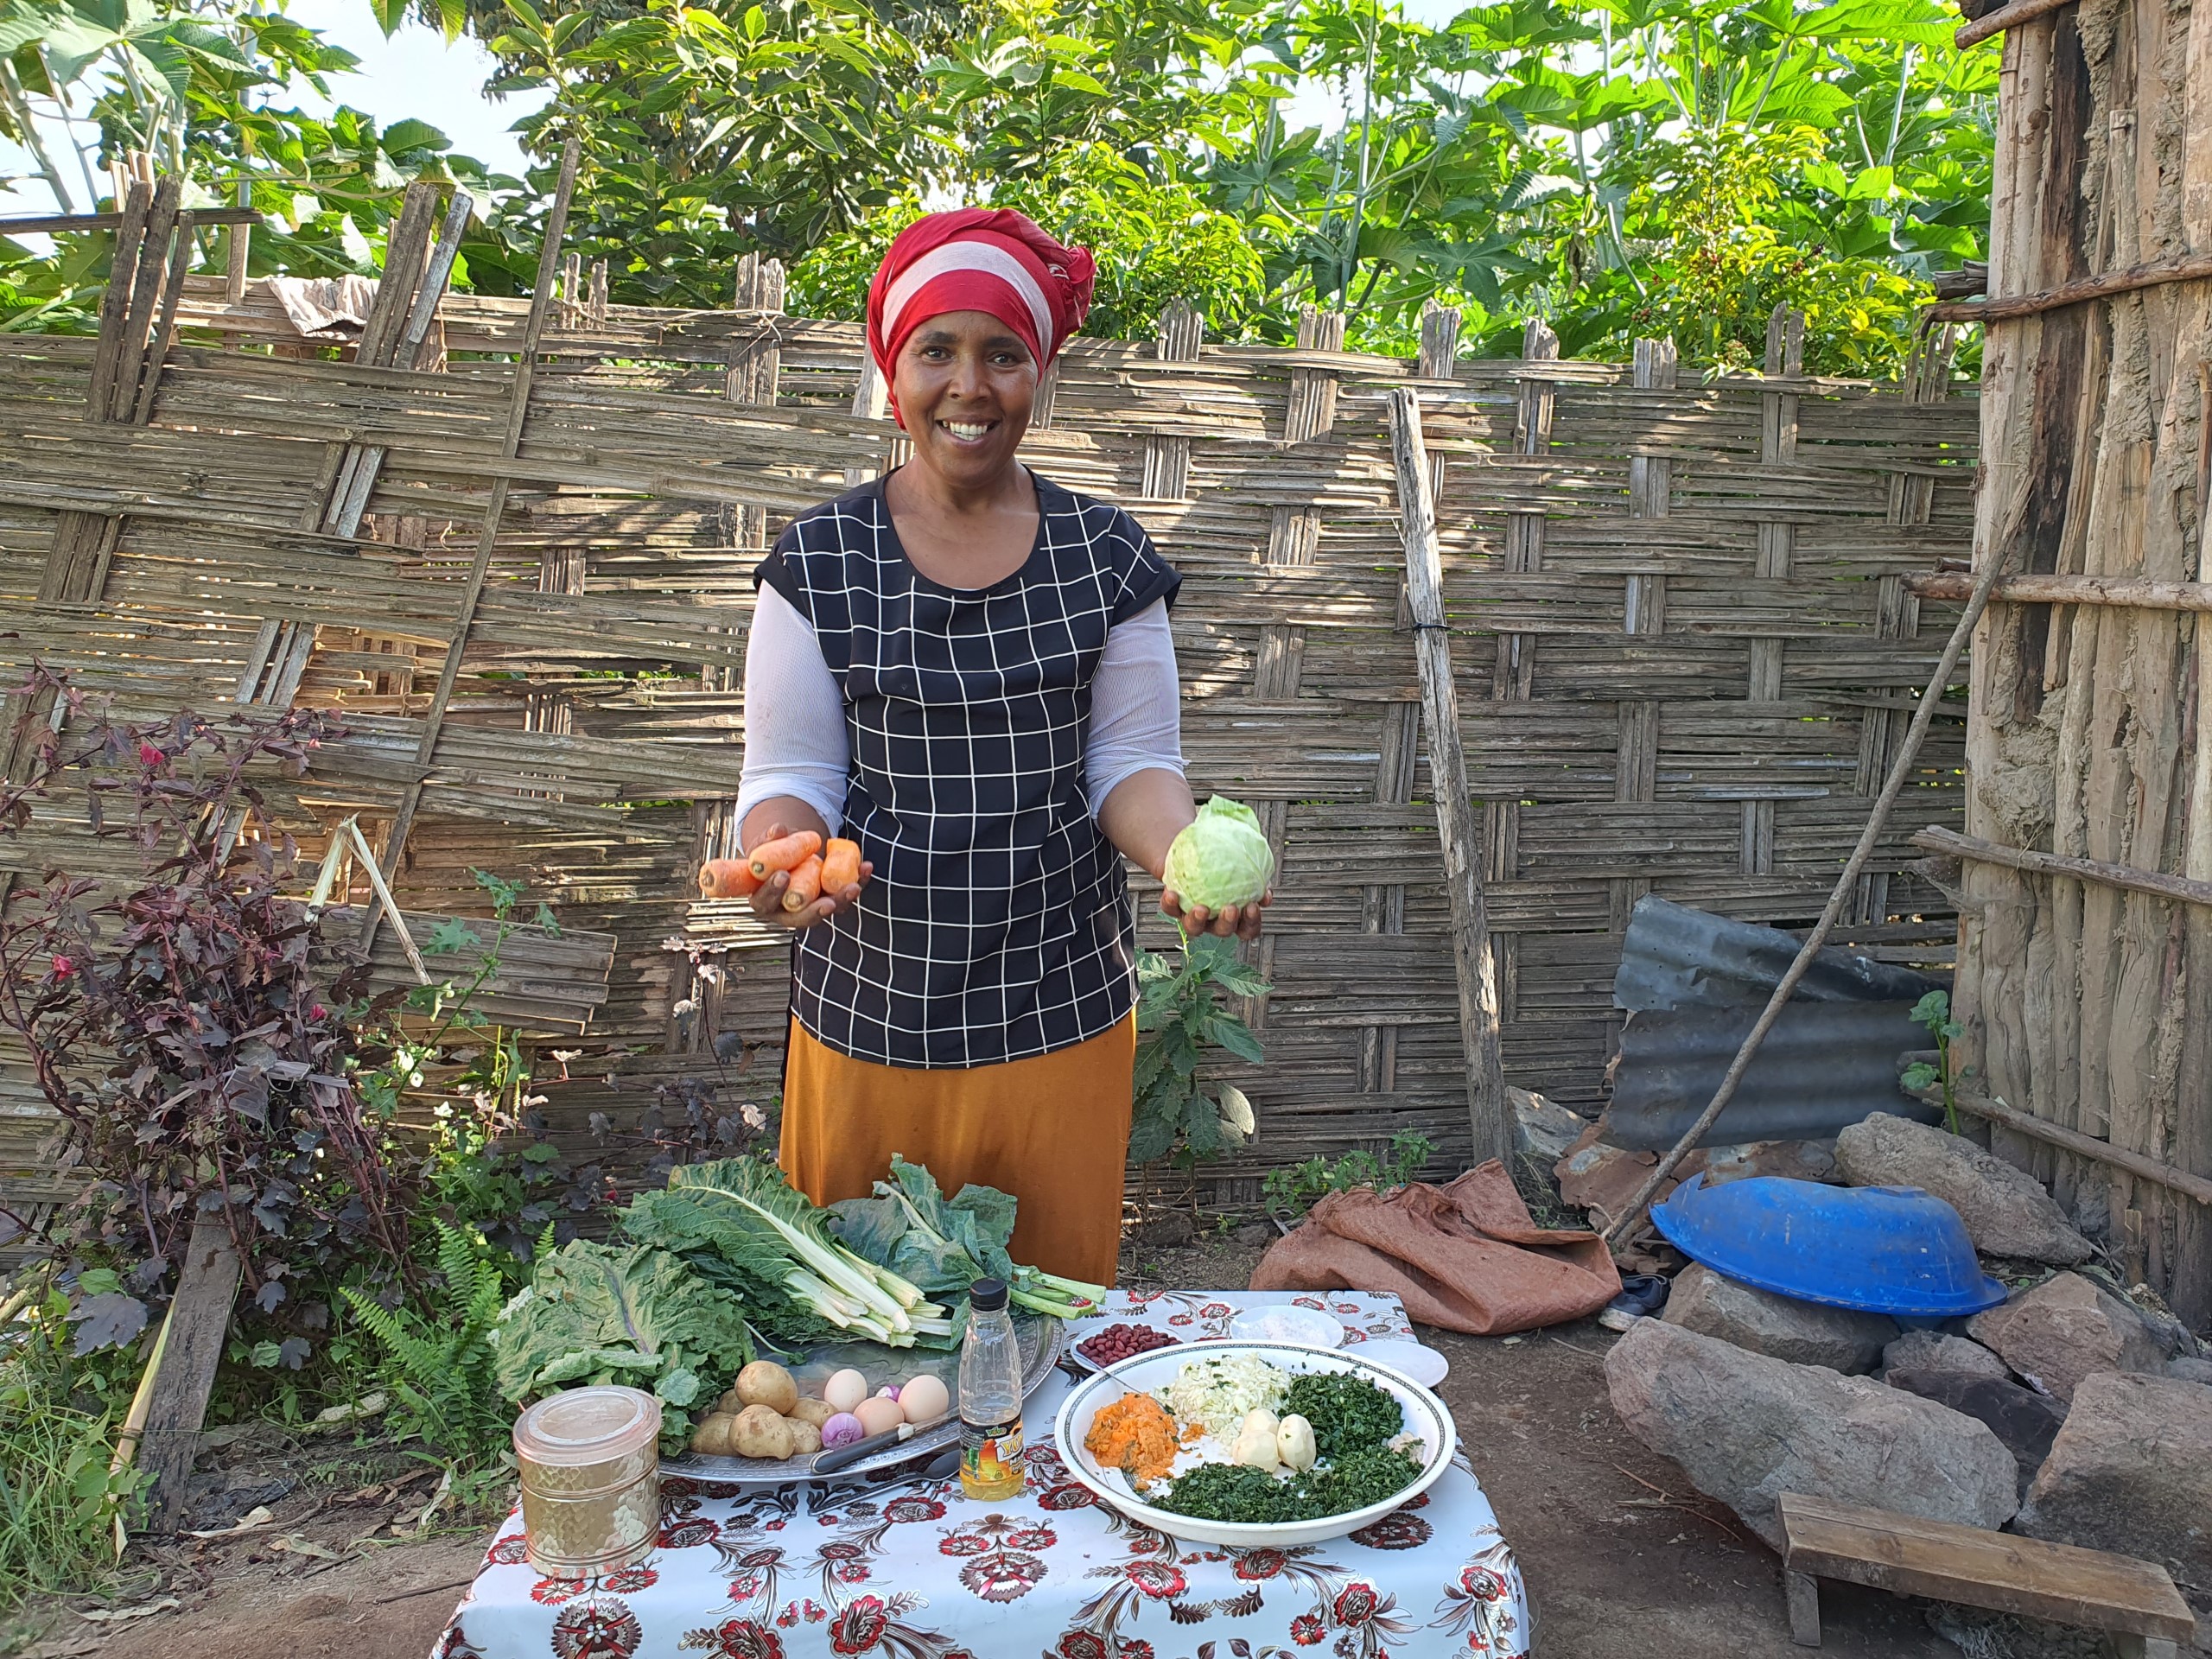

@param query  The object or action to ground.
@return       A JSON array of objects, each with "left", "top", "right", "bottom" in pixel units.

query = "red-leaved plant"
[{"left": 0, "top": 666, "right": 411, "bottom": 1358}]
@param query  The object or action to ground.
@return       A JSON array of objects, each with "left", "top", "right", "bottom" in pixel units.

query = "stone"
[
  {"left": 1881, "top": 1329, "right": 2013, "bottom": 1383},
  {"left": 1663, "top": 1262, "right": 1897, "bottom": 1372},
  {"left": 1967, "top": 1273, "right": 2166, "bottom": 1403},
  {"left": 1512, "top": 1085, "right": 1590, "bottom": 1166},
  {"left": 1834, "top": 1112, "right": 2094, "bottom": 1265},
  {"left": 2167, "top": 1355, "right": 2212, "bottom": 1387},
  {"left": 1883, "top": 1367, "right": 2069, "bottom": 1495},
  {"left": 2014, "top": 1371, "right": 2212, "bottom": 1585},
  {"left": 1701, "top": 1139, "right": 1838, "bottom": 1186},
  {"left": 1605, "top": 1318, "right": 2018, "bottom": 1549}
]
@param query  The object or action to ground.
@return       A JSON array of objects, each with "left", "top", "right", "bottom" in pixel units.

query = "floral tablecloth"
[{"left": 437, "top": 1290, "right": 1529, "bottom": 1659}]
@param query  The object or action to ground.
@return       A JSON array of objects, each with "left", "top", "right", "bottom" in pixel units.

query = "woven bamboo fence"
[
  {"left": 0, "top": 179, "right": 1976, "bottom": 1242},
  {"left": 1937, "top": 0, "right": 2212, "bottom": 1324}
]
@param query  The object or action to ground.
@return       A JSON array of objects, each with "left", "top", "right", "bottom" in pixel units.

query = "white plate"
[
  {"left": 1227, "top": 1305, "right": 1344, "bottom": 1348},
  {"left": 1053, "top": 1339, "right": 1458, "bottom": 1547},
  {"left": 1351, "top": 1338, "right": 1448, "bottom": 1389}
]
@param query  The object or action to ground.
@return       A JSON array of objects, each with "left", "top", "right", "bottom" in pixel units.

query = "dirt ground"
[{"left": 16, "top": 1236, "right": 1959, "bottom": 1659}]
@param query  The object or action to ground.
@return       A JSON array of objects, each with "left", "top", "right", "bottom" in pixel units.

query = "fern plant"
[{"left": 341, "top": 1220, "right": 509, "bottom": 1461}]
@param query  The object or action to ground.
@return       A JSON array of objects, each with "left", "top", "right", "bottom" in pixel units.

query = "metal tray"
[{"left": 664, "top": 1315, "right": 1066, "bottom": 1486}]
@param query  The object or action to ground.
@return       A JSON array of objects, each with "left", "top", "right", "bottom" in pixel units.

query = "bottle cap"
[{"left": 970, "top": 1277, "right": 1008, "bottom": 1312}]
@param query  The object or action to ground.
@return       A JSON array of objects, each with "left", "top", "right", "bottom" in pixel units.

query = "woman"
[{"left": 734, "top": 208, "right": 1265, "bottom": 1287}]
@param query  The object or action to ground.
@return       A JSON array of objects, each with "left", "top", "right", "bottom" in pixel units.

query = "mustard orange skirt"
[{"left": 779, "top": 1012, "right": 1135, "bottom": 1287}]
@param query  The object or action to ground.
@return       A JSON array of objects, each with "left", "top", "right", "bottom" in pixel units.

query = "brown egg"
[
  {"left": 896, "top": 1374, "right": 950, "bottom": 1425},
  {"left": 854, "top": 1395, "right": 905, "bottom": 1437}
]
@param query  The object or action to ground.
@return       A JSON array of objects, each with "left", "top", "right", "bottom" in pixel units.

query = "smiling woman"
[{"left": 734, "top": 209, "right": 1270, "bottom": 1285}]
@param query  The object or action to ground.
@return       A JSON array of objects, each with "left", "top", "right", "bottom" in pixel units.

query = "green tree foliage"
[
  {"left": 6, "top": 0, "right": 1997, "bottom": 369},
  {"left": 0, "top": 0, "right": 527, "bottom": 330}
]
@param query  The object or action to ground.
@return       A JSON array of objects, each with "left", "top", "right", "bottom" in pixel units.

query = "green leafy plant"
[
  {"left": 356, "top": 867, "right": 604, "bottom": 1274},
  {"left": 0, "top": 1283, "right": 151, "bottom": 1612},
  {"left": 340, "top": 1219, "right": 509, "bottom": 1462},
  {"left": 1262, "top": 1132, "right": 1433, "bottom": 1220},
  {"left": 1131, "top": 934, "right": 1268, "bottom": 1166},
  {"left": 1901, "top": 988, "right": 1968, "bottom": 1133}
]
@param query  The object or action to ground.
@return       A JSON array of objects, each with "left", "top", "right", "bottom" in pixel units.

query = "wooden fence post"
[
  {"left": 135, "top": 1217, "right": 242, "bottom": 1530},
  {"left": 1388, "top": 388, "right": 1510, "bottom": 1167}
]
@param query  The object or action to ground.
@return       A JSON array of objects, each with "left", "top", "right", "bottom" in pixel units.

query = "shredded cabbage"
[
  {"left": 1156, "top": 1353, "right": 1290, "bottom": 1439},
  {"left": 1163, "top": 797, "right": 1274, "bottom": 911}
]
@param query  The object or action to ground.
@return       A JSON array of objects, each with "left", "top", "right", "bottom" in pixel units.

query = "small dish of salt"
[{"left": 1227, "top": 1305, "right": 1343, "bottom": 1348}]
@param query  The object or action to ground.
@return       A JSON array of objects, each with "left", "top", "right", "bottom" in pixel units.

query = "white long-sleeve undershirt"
[{"left": 734, "top": 585, "right": 1185, "bottom": 834}]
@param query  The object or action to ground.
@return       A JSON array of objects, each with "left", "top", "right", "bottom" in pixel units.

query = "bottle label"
[{"left": 958, "top": 1416, "right": 1026, "bottom": 1497}]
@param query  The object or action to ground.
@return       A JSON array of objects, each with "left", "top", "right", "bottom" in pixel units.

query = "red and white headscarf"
[{"left": 865, "top": 208, "right": 1096, "bottom": 424}]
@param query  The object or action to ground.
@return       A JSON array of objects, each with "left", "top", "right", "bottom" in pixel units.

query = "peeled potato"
[
  {"left": 787, "top": 1396, "right": 836, "bottom": 1429},
  {"left": 783, "top": 1415, "right": 823, "bottom": 1455},
  {"left": 732, "top": 1402, "right": 795, "bottom": 1459},
  {"left": 690, "top": 1412, "right": 738, "bottom": 1457},
  {"left": 736, "top": 1360, "right": 799, "bottom": 1416}
]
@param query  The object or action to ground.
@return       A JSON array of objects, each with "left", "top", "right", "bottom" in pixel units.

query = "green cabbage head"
[{"left": 1163, "top": 796, "right": 1274, "bottom": 911}]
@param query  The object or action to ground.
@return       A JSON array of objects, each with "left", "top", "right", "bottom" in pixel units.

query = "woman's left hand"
[{"left": 1160, "top": 887, "right": 1271, "bottom": 941}]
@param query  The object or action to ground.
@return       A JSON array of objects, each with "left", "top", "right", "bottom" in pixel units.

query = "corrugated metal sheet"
[
  {"left": 1603, "top": 898, "right": 1949, "bottom": 1149},
  {"left": 1614, "top": 896, "right": 1947, "bottom": 1013},
  {"left": 1606, "top": 1002, "right": 1945, "bottom": 1150}
]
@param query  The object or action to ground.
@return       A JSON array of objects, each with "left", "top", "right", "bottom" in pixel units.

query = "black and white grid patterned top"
[{"left": 754, "top": 473, "right": 1180, "bottom": 1069}]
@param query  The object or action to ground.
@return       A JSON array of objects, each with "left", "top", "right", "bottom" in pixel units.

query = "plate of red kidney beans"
[{"left": 1070, "top": 1320, "right": 1183, "bottom": 1372}]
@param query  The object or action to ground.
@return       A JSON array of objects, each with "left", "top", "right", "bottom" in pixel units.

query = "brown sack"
[{"left": 1249, "top": 1160, "right": 1622, "bottom": 1336}]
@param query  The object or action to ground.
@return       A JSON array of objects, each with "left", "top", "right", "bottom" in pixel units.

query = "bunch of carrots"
[{"left": 699, "top": 831, "right": 861, "bottom": 912}]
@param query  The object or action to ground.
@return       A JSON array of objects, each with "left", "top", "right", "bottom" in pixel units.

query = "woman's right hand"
[{"left": 747, "top": 823, "right": 872, "bottom": 930}]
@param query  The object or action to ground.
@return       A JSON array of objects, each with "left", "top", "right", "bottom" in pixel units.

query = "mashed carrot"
[{"left": 1084, "top": 1393, "right": 1181, "bottom": 1486}]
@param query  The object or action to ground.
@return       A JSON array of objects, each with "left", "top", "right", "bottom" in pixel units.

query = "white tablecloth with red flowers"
[{"left": 436, "top": 1291, "right": 1529, "bottom": 1659}]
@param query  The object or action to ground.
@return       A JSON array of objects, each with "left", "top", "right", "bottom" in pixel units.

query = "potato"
[
  {"left": 736, "top": 1360, "right": 799, "bottom": 1417},
  {"left": 690, "top": 1412, "right": 738, "bottom": 1457},
  {"left": 787, "top": 1396, "right": 836, "bottom": 1429},
  {"left": 715, "top": 1387, "right": 746, "bottom": 1416},
  {"left": 732, "top": 1402, "right": 795, "bottom": 1459},
  {"left": 783, "top": 1415, "right": 823, "bottom": 1456}
]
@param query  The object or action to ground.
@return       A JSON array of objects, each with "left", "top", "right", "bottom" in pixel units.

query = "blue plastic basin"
[{"left": 1651, "top": 1173, "right": 2008, "bottom": 1318}]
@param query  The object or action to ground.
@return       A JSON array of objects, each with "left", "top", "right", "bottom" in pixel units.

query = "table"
[{"left": 436, "top": 1290, "right": 1529, "bottom": 1658}]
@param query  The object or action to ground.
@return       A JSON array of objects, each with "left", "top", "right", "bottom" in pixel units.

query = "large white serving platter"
[{"left": 1052, "top": 1339, "right": 1457, "bottom": 1547}]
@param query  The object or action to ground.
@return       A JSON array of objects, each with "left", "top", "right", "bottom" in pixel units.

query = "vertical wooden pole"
[
  {"left": 1389, "top": 388, "right": 1510, "bottom": 1168},
  {"left": 1744, "top": 306, "right": 1803, "bottom": 879},
  {"left": 136, "top": 1217, "right": 241, "bottom": 1531},
  {"left": 1612, "top": 339, "right": 1675, "bottom": 933},
  {"left": 1485, "top": 316, "right": 1557, "bottom": 1036},
  {"left": 359, "top": 142, "right": 582, "bottom": 951}
]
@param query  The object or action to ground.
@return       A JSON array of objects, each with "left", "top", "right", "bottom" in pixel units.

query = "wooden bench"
[{"left": 1778, "top": 1491, "right": 2196, "bottom": 1657}]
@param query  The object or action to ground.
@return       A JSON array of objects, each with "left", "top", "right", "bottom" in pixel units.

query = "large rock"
[
  {"left": 1663, "top": 1263, "right": 1897, "bottom": 1372},
  {"left": 1884, "top": 1367, "right": 2069, "bottom": 1496},
  {"left": 1967, "top": 1274, "right": 2166, "bottom": 1403},
  {"left": 2168, "top": 1355, "right": 2212, "bottom": 1387},
  {"left": 2015, "top": 1372, "right": 2212, "bottom": 1584},
  {"left": 1605, "top": 1319, "right": 2018, "bottom": 1548},
  {"left": 1882, "top": 1329, "right": 2013, "bottom": 1383},
  {"left": 1512, "top": 1086, "right": 1589, "bottom": 1166},
  {"left": 1834, "top": 1113, "right": 2094, "bottom": 1265}
]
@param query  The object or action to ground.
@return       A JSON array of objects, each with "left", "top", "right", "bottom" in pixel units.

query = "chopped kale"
[
  {"left": 1152, "top": 1445, "right": 1424, "bottom": 1524},
  {"left": 1283, "top": 1370, "right": 1406, "bottom": 1459},
  {"left": 1152, "top": 1462, "right": 1290, "bottom": 1523}
]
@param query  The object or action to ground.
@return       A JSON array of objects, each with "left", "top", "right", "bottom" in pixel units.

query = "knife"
[{"left": 810, "top": 1421, "right": 916, "bottom": 1476}]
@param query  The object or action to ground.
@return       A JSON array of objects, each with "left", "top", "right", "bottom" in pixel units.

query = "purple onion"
[
  {"left": 821, "top": 1412, "right": 867, "bottom": 1449},
  {"left": 877, "top": 1383, "right": 902, "bottom": 1402}
]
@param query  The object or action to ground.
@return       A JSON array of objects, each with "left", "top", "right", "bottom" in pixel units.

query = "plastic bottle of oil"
[{"left": 957, "top": 1277, "right": 1026, "bottom": 1500}]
